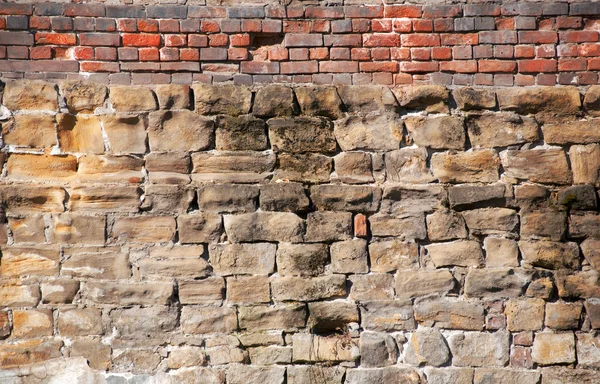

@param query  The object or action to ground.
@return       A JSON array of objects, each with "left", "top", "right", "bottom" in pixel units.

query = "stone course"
[{"left": 0, "top": 79, "right": 600, "bottom": 383}]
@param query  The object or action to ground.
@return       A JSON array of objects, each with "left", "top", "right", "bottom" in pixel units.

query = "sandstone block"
[
  {"left": 224, "top": 212, "right": 304, "bottom": 243},
  {"left": 274, "top": 153, "right": 332, "bottom": 183},
  {"left": 557, "top": 185, "right": 597, "bottom": 210},
  {"left": 0, "top": 339, "right": 62, "bottom": 368},
  {"left": 569, "top": 212, "right": 600, "bottom": 238},
  {"left": 181, "top": 306, "right": 238, "bottom": 334},
  {"left": 405, "top": 329, "right": 450, "bottom": 367},
  {"left": 276, "top": 243, "right": 328, "bottom": 277},
  {"left": 85, "top": 282, "right": 173, "bottom": 305},
  {"left": 520, "top": 210, "right": 566, "bottom": 241},
  {"left": 292, "top": 334, "right": 359, "bottom": 362},
  {"left": 368, "top": 240, "right": 418, "bottom": 272},
  {"left": 271, "top": 275, "right": 346, "bottom": 301},
  {"left": 179, "top": 278, "right": 224, "bottom": 305},
  {"left": 395, "top": 270, "right": 455, "bottom": 299},
  {"left": 369, "top": 212, "right": 426, "bottom": 240},
  {"left": 330, "top": 239, "right": 369, "bottom": 274},
  {"left": 395, "top": 85, "right": 449, "bottom": 113},
  {"left": 431, "top": 149, "right": 500, "bottom": 183},
  {"left": 546, "top": 302, "right": 582, "bottom": 330},
  {"left": 50, "top": 213, "right": 106, "bottom": 245},
  {"left": 141, "top": 184, "right": 195, "bottom": 213},
  {"left": 62, "top": 246, "right": 130, "bottom": 279},
  {"left": 287, "top": 365, "right": 345, "bottom": 384},
  {"left": 294, "top": 86, "right": 343, "bottom": 119},
  {"left": 7, "top": 153, "right": 77, "bottom": 181},
  {"left": 305, "top": 211, "right": 352, "bottom": 242},
  {"left": 349, "top": 274, "right": 395, "bottom": 301},
  {"left": 56, "top": 114, "right": 105, "bottom": 153},
  {"left": 111, "top": 216, "right": 176, "bottom": 243},
  {"left": 178, "top": 213, "right": 223, "bottom": 244},
  {"left": 505, "top": 298, "right": 545, "bottom": 331},
  {"left": 238, "top": 304, "right": 307, "bottom": 331},
  {"left": 13, "top": 309, "right": 53, "bottom": 338},
  {"left": 0, "top": 284, "right": 40, "bottom": 307},
  {"left": 570, "top": 144, "right": 600, "bottom": 185},
  {"left": 519, "top": 240, "right": 579, "bottom": 270},
  {"left": 543, "top": 120, "right": 600, "bottom": 145},
  {"left": 557, "top": 271, "right": 600, "bottom": 299},
  {"left": 197, "top": 184, "right": 258, "bottom": 213},
  {"left": 465, "top": 268, "right": 531, "bottom": 299},
  {"left": 334, "top": 151, "right": 374, "bottom": 184},
  {"left": 501, "top": 149, "right": 572, "bottom": 184},
  {"left": 249, "top": 346, "right": 292, "bottom": 365},
  {"left": 156, "top": 84, "right": 190, "bottom": 109},
  {"left": 4, "top": 80, "right": 58, "bottom": 110},
  {"left": 109, "top": 86, "right": 157, "bottom": 112},
  {"left": 227, "top": 365, "right": 285, "bottom": 384},
  {"left": 339, "top": 85, "right": 398, "bottom": 114},
  {"left": 71, "top": 339, "right": 111, "bottom": 371},
  {"left": 260, "top": 183, "right": 310, "bottom": 212},
  {"left": 101, "top": 114, "right": 147, "bottom": 155},
  {"left": 582, "top": 238, "right": 600, "bottom": 271},
  {"left": 405, "top": 116, "right": 465, "bottom": 150},
  {"left": 449, "top": 331, "right": 509, "bottom": 367},
  {"left": 193, "top": 84, "right": 252, "bottom": 116},
  {"left": 462, "top": 208, "right": 519, "bottom": 235},
  {"left": 584, "top": 85, "right": 600, "bottom": 116},
  {"left": 8, "top": 215, "right": 45, "bottom": 243},
  {"left": 385, "top": 147, "right": 434, "bottom": 184},
  {"left": 345, "top": 367, "right": 420, "bottom": 384},
  {"left": 149, "top": 110, "right": 214, "bottom": 152},
  {"left": 576, "top": 333, "right": 600, "bottom": 368},
  {"left": 61, "top": 81, "right": 107, "bottom": 113},
  {"left": 426, "top": 210, "right": 468, "bottom": 241},
  {"left": 497, "top": 86, "right": 581, "bottom": 122},
  {"left": 448, "top": 184, "right": 507, "bottom": 209},
  {"left": 473, "top": 369, "right": 540, "bottom": 384},
  {"left": 192, "top": 151, "right": 275, "bottom": 183},
  {"left": 334, "top": 113, "right": 402, "bottom": 151},
  {"left": 40, "top": 279, "right": 79, "bottom": 304},
  {"left": 58, "top": 308, "right": 102, "bottom": 336},
  {"left": 414, "top": 298, "right": 485, "bottom": 331},
  {"left": 360, "top": 300, "right": 416, "bottom": 331},
  {"left": 360, "top": 331, "right": 398, "bottom": 368},
  {"left": 269, "top": 116, "right": 336, "bottom": 153},
  {"left": 484, "top": 237, "right": 519, "bottom": 267},
  {"left": 532, "top": 332, "right": 576, "bottom": 365},
  {"left": 168, "top": 346, "right": 206, "bottom": 369},
  {"left": 253, "top": 85, "right": 296, "bottom": 117},
  {"left": 209, "top": 243, "right": 276, "bottom": 275},
  {"left": 308, "top": 301, "right": 359, "bottom": 332},
  {"left": 68, "top": 185, "right": 140, "bottom": 212},
  {"left": 138, "top": 258, "right": 211, "bottom": 279},
  {"left": 215, "top": 115, "right": 267, "bottom": 151},
  {"left": 424, "top": 368, "right": 474, "bottom": 384},
  {"left": 227, "top": 276, "right": 270, "bottom": 304},
  {"left": 112, "top": 349, "right": 161, "bottom": 373},
  {"left": 2, "top": 114, "right": 56, "bottom": 148},
  {"left": 425, "top": 240, "right": 484, "bottom": 268},
  {"left": 466, "top": 112, "right": 539, "bottom": 148},
  {"left": 453, "top": 87, "right": 496, "bottom": 110},
  {"left": 110, "top": 306, "right": 178, "bottom": 336},
  {"left": 1, "top": 245, "right": 60, "bottom": 278}
]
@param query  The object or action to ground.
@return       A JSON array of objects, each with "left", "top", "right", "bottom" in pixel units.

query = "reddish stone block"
[
  {"left": 557, "top": 44, "right": 578, "bottom": 57},
  {"left": 122, "top": 33, "right": 161, "bottom": 47},
  {"left": 496, "top": 18, "right": 515, "bottom": 31},
  {"left": 200, "top": 47, "right": 227, "bottom": 61},
  {"left": 515, "top": 45, "right": 535, "bottom": 58},
  {"left": 305, "top": 6, "right": 344, "bottom": 19},
  {"left": 401, "top": 33, "right": 440, "bottom": 47},
  {"left": 384, "top": 5, "right": 422, "bottom": 18},
  {"left": 363, "top": 33, "right": 400, "bottom": 47},
  {"left": 556, "top": 16, "right": 582, "bottom": 30},
  {"left": 30, "top": 16, "right": 50, "bottom": 30},
  {"left": 352, "top": 19, "right": 370, "bottom": 33},
  {"left": 434, "top": 18, "right": 454, "bottom": 32},
  {"left": 478, "top": 59, "right": 517, "bottom": 72},
  {"left": 159, "top": 19, "right": 179, "bottom": 33},
  {"left": 324, "top": 34, "right": 362, "bottom": 47},
  {"left": 262, "top": 20, "right": 282, "bottom": 33},
  {"left": 290, "top": 47, "right": 310, "bottom": 60},
  {"left": 159, "top": 47, "right": 179, "bottom": 61},
  {"left": 95, "top": 47, "right": 117, "bottom": 61},
  {"left": 518, "top": 59, "right": 557, "bottom": 73},
  {"left": 535, "top": 44, "right": 555, "bottom": 58},
  {"left": 371, "top": 47, "right": 390, "bottom": 60},
  {"left": 589, "top": 58, "right": 600, "bottom": 70}
]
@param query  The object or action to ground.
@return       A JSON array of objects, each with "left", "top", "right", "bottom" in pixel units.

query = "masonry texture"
[
  {"left": 6, "top": 2, "right": 600, "bottom": 85},
  {"left": 0, "top": 79, "right": 600, "bottom": 383}
]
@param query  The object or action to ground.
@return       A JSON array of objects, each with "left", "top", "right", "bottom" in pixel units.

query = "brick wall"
[
  {"left": 1, "top": 80, "right": 600, "bottom": 382},
  {"left": 3, "top": 2, "right": 600, "bottom": 85}
]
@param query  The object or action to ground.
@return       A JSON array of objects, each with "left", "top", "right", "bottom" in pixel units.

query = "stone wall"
[
  {"left": 4, "top": 2, "right": 600, "bottom": 86},
  {"left": 1, "top": 80, "right": 600, "bottom": 383}
]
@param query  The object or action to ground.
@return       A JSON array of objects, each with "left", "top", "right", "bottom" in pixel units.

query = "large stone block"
[
  {"left": 181, "top": 306, "right": 238, "bottom": 334},
  {"left": 431, "top": 149, "right": 500, "bottom": 183},
  {"left": 395, "top": 270, "right": 455, "bottom": 299},
  {"left": 345, "top": 367, "right": 420, "bottom": 384},
  {"left": 224, "top": 212, "right": 304, "bottom": 242},
  {"left": 311, "top": 185, "right": 381, "bottom": 213},
  {"left": 209, "top": 243, "right": 276, "bottom": 275},
  {"left": 368, "top": 240, "right": 418, "bottom": 272},
  {"left": 227, "top": 366, "right": 285, "bottom": 384},
  {"left": 111, "top": 216, "right": 176, "bottom": 243},
  {"left": 1, "top": 246, "right": 60, "bottom": 278},
  {"left": 3, "top": 80, "right": 58, "bottom": 110},
  {"left": 305, "top": 211, "right": 352, "bottom": 242},
  {"left": 7, "top": 153, "right": 77, "bottom": 181},
  {"left": 56, "top": 114, "right": 105, "bottom": 153},
  {"left": 466, "top": 112, "right": 539, "bottom": 148},
  {"left": 109, "top": 86, "right": 157, "bottom": 112},
  {"left": 77, "top": 154, "right": 144, "bottom": 184},
  {"left": 294, "top": 86, "right": 343, "bottom": 119},
  {"left": 497, "top": 86, "right": 581, "bottom": 122},
  {"left": 404, "top": 116, "right": 465, "bottom": 150},
  {"left": 62, "top": 246, "right": 130, "bottom": 279},
  {"left": 501, "top": 149, "right": 571, "bottom": 184},
  {"left": 238, "top": 304, "right": 307, "bottom": 331},
  {"left": 360, "top": 300, "right": 416, "bottom": 331},
  {"left": 110, "top": 306, "right": 178, "bottom": 336},
  {"left": 532, "top": 332, "right": 576, "bottom": 365},
  {"left": 148, "top": 110, "right": 214, "bottom": 152},
  {"left": 330, "top": 239, "right": 369, "bottom": 274},
  {"left": 292, "top": 334, "right": 359, "bottom": 362},
  {"left": 85, "top": 282, "right": 174, "bottom": 305},
  {"left": 276, "top": 243, "right": 328, "bottom": 277},
  {"left": 461, "top": 208, "right": 519, "bottom": 236},
  {"left": 0, "top": 284, "right": 40, "bottom": 307},
  {"left": 369, "top": 212, "right": 426, "bottom": 240},
  {"left": 339, "top": 85, "right": 398, "bottom": 114},
  {"left": 253, "top": 85, "right": 297, "bottom": 117},
  {"left": 271, "top": 275, "right": 346, "bottom": 301},
  {"left": 197, "top": 184, "right": 259, "bottom": 213},
  {"left": 543, "top": 120, "right": 600, "bottom": 144},
  {"left": 465, "top": 268, "right": 531, "bottom": 299},
  {"left": 519, "top": 240, "right": 579, "bottom": 270},
  {"left": 68, "top": 185, "right": 140, "bottom": 212},
  {"left": 61, "top": 81, "right": 107, "bottom": 113},
  {"left": 179, "top": 278, "right": 224, "bottom": 305},
  {"left": 274, "top": 153, "right": 332, "bottom": 183},
  {"left": 269, "top": 116, "right": 336, "bottom": 153},
  {"left": 405, "top": 329, "right": 450, "bottom": 367},
  {"left": 156, "top": 84, "right": 190, "bottom": 110},
  {"left": 141, "top": 184, "right": 195, "bottom": 213},
  {"left": 2, "top": 114, "right": 57, "bottom": 148},
  {"left": 414, "top": 298, "right": 485, "bottom": 331},
  {"left": 453, "top": 87, "right": 496, "bottom": 111},
  {"left": 101, "top": 114, "right": 147, "bottom": 155},
  {"left": 425, "top": 240, "right": 484, "bottom": 268},
  {"left": 334, "top": 113, "right": 402, "bottom": 151},
  {"left": 448, "top": 331, "right": 510, "bottom": 367},
  {"left": 570, "top": 144, "right": 600, "bottom": 185},
  {"left": 215, "top": 115, "right": 267, "bottom": 151},
  {"left": 178, "top": 213, "right": 223, "bottom": 244},
  {"left": 385, "top": 147, "right": 434, "bottom": 184},
  {"left": 192, "top": 151, "right": 275, "bottom": 183},
  {"left": 193, "top": 84, "right": 252, "bottom": 116}
]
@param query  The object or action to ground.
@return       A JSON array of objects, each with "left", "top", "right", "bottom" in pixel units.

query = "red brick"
[
  {"left": 558, "top": 58, "right": 587, "bottom": 72},
  {"left": 372, "top": 19, "right": 392, "bottom": 32},
  {"left": 81, "top": 61, "right": 119, "bottom": 72},
  {"left": 588, "top": 58, "right": 600, "bottom": 70},
  {"left": 30, "top": 46, "right": 52, "bottom": 59},
  {"left": 518, "top": 31, "right": 557, "bottom": 44},
  {"left": 30, "top": 16, "right": 51, "bottom": 30},
  {"left": 228, "top": 48, "right": 248, "bottom": 61},
  {"left": 139, "top": 47, "right": 160, "bottom": 61},
  {"left": 515, "top": 74, "right": 535, "bottom": 86},
  {"left": 363, "top": 33, "right": 400, "bottom": 47},
  {"left": 384, "top": 5, "right": 422, "bottom": 18},
  {"left": 79, "top": 33, "right": 120, "bottom": 47},
  {"left": 556, "top": 16, "right": 582, "bottom": 30},
  {"left": 117, "top": 19, "right": 137, "bottom": 32},
  {"left": 538, "top": 19, "right": 555, "bottom": 31},
  {"left": 324, "top": 34, "right": 362, "bottom": 47},
  {"left": 413, "top": 19, "right": 433, "bottom": 32},
  {"left": 262, "top": 20, "right": 282, "bottom": 33},
  {"left": 159, "top": 47, "right": 179, "bottom": 61},
  {"left": 123, "top": 34, "right": 161, "bottom": 47},
  {"left": 557, "top": 44, "right": 578, "bottom": 57},
  {"left": 351, "top": 48, "right": 371, "bottom": 61},
  {"left": 305, "top": 6, "right": 344, "bottom": 19},
  {"left": 280, "top": 60, "right": 319, "bottom": 74},
  {"left": 434, "top": 18, "right": 454, "bottom": 32},
  {"left": 359, "top": 61, "right": 398, "bottom": 72},
  {"left": 411, "top": 47, "right": 431, "bottom": 61},
  {"left": 35, "top": 32, "right": 76, "bottom": 46},
  {"left": 209, "top": 33, "right": 229, "bottom": 47},
  {"left": 579, "top": 72, "right": 598, "bottom": 85},
  {"left": 242, "top": 19, "right": 261, "bottom": 32},
  {"left": 138, "top": 19, "right": 159, "bottom": 33},
  {"left": 200, "top": 48, "right": 227, "bottom": 61},
  {"left": 268, "top": 47, "right": 288, "bottom": 61},
  {"left": 518, "top": 59, "right": 557, "bottom": 73},
  {"left": 310, "top": 47, "right": 329, "bottom": 60},
  {"left": 52, "top": 47, "right": 70, "bottom": 60},
  {"left": 440, "top": 60, "right": 478, "bottom": 73},
  {"left": 393, "top": 19, "right": 412, "bottom": 33},
  {"left": 371, "top": 47, "right": 390, "bottom": 60},
  {"left": 432, "top": 47, "right": 452, "bottom": 60},
  {"left": 579, "top": 43, "right": 600, "bottom": 57},
  {"left": 535, "top": 45, "right": 555, "bottom": 58},
  {"left": 354, "top": 214, "right": 368, "bottom": 237},
  {"left": 180, "top": 48, "right": 199, "bottom": 61},
  {"left": 320, "top": 61, "right": 358, "bottom": 73},
  {"left": 344, "top": 6, "right": 383, "bottom": 19},
  {"left": 283, "top": 21, "right": 310, "bottom": 33},
  {"left": 440, "top": 33, "right": 478, "bottom": 45},
  {"left": 285, "top": 33, "right": 323, "bottom": 47},
  {"left": 515, "top": 45, "right": 535, "bottom": 58},
  {"left": 395, "top": 73, "right": 413, "bottom": 84},
  {"left": 72, "top": 46, "right": 94, "bottom": 60},
  {"left": 352, "top": 19, "right": 370, "bottom": 33},
  {"left": 560, "top": 31, "right": 599, "bottom": 43},
  {"left": 95, "top": 47, "right": 117, "bottom": 61},
  {"left": 189, "top": 34, "right": 208, "bottom": 48},
  {"left": 230, "top": 33, "right": 251, "bottom": 47},
  {"left": 329, "top": 48, "right": 349, "bottom": 60},
  {"left": 165, "top": 34, "right": 187, "bottom": 47},
  {"left": 400, "top": 61, "right": 439, "bottom": 73},
  {"left": 159, "top": 19, "right": 179, "bottom": 33},
  {"left": 401, "top": 34, "right": 440, "bottom": 47},
  {"left": 536, "top": 73, "right": 557, "bottom": 85},
  {"left": 478, "top": 60, "right": 517, "bottom": 73},
  {"left": 391, "top": 47, "right": 410, "bottom": 60},
  {"left": 201, "top": 20, "right": 220, "bottom": 33},
  {"left": 311, "top": 20, "right": 330, "bottom": 33},
  {"left": 0, "top": 4, "right": 32, "bottom": 16},
  {"left": 290, "top": 48, "right": 310, "bottom": 60}
]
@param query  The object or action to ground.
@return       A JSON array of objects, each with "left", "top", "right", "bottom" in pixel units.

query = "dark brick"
[
  {"left": 74, "top": 18, "right": 95, "bottom": 32},
  {"left": 200, "top": 48, "right": 228, "bottom": 61},
  {"left": 80, "top": 33, "right": 120, "bottom": 47},
  {"left": 455, "top": 18, "right": 474, "bottom": 31},
  {"left": 221, "top": 19, "right": 241, "bottom": 33},
  {"left": 106, "top": 5, "right": 145, "bottom": 18},
  {"left": 7, "top": 46, "right": 28, "bottom": 59},
  {"left": 344, "top": 5, "right": 383, "bottom": 18},
  {"left": 571, "top": 3, "right": 600, "bottom": 16},
  {"left": 29, "top": 60, "right": 79, "bottom": 72},
  {"left": 161, "top": 62, "right": 200, "bottom": 72},
  {"left": 502, "top": 3, "right": 542, "bottom": 16},
  {"left": 0, "top": 60, "right": 30, "bottom": 72},
  {"left": 118, "top": 47, "right": 138, "bottom": 61},
  {"left": 227, "top": 6, "right": 265, "bottom": 18},
  {"left": 188, "top": 6, "right": 226, "bottom": 18},
  {"left": 65, "top": 4, "right": 105, "bottom": 17},
  {"left": 180, "top": 20, "right": 200, "bottom": 33},
  {"left": 543, "top": 3, "right": 568, "bottom": 15},
  {"left": 51, "top": 17, "right": 73, "bottom": 31},
  {"left": 6, "top": 16, "right": 28, "bottom": 30},
  {"left": 147, "top": 5, "right": 187, "bottom": 19},
  {"left": 423, "top": 5, "right": 462, "bottom": 18},
  {"left": 474, "top": 17, "right": 495, "bottom": 31},
  {"left": 464, "top": 4, "right": 501, "bottom": 16},
  {"left": 0, "top": 4, "right": 33, "bottom": 16},
  {"left": 96, "top": 18, "right": 116, "bottom": 32},
  {"left": 0, "top": 31, "right": 33, "bottom": 46},
  {"left": 34, "top": 3, "right": 65, "bottom": 16}
]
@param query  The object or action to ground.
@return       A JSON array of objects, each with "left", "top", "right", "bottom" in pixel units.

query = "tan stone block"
[
  {"left": 543, "top": 119, "right": 600, "bottom": 144},
  {"left": 268, "top": 116, "right": 336, "bottom": 153},
  {"left": 179, "top": 277, "right": 224, "bottom": 305},
  {"left": 500, "top": 149, "right": 572, "bottom": 184},
  {"left": 168, "top": 346, "right": 206, "bottom": 369},
  {"left": 466, "top": 112, "right": 538, "bottom": 148},
  {"left": 405, "top": 329, "right": 449, "bottom": 367},
  {"left": 238, "top": 304, "right": 306, "bottom": 331},
  {"left": 156, "top": 84, "right": 190, "bottom": 109},
  {"left": 0, "top": 310, "right": 10, "bottom": 338},
  {"left": 484, "top": 237, "right": 519, "bottom": 267},
  {"left": 274, "top": 153, "right": 332, "bottom": 183},
  {"left": 13, "top": 309, "right": 53, "bottom": 338},
  {"left": 497, "top": 86, "right": 581, "bottom": 122},
  {"left": 385, "top": 147, "right": 435, "bottom": 184},
  {"left": 138, "top": 258, "right": 210, "bottom": 279},
  {"left": 8, "top": 215, "right": 45, "bottom": 243},
  {"left": 405, "top": 116, "right": 465, "bottom": 150},
  {"left": 271, "top": 275, "right": 346, "bottom": 301},
  {"left": 192, "top": 151, "right": 275, "bottom": 183},
  {"left": 85, "top": 282, "right": 173, "bottom": 305},
  {"left": 141, "top": 184, "right": 195, "bottom": 213},
  {"left": 3, "top": 80, "right": 58, "bottom": 111},
  {"left": 519, "top": 240, "right": 580, "bottom": 270},
  {"left": 341, "top": 85, "right": 399, "bottom": 114},
  {"left": 292, "top": 334, "right": 359, "bottom": 362},
  {"left": 1, "top": 246, "right": 60, "bottom": 278},
  {"left": 215, "top": 115, "right": 268, "bottom": 151},
  {"left": 71, "top": 339, "right": 111, "bottom": 370},
  {"left": 58, "top": 308, "right": 102, "bottom": 336},
  {"left": 0, "top": 284, "right": 40, "bottom": 307},
  {"left": 40, "top": 279, "right": 79, "bottom": 304},
  {"left": 101, "top": 114, "right": 147, "bottom": 155},
  {"left": 148, "top": 110, "right": 213, "bottom": 152},
  {"left": 207, "top": 346, "right": 247, "bottom": 365},
  {"left": 178, "top": 213, "right": 223, "bottom": 244},
  {"left": 112, "top": 349, "right": 161, "bottom": 373},
  {"left": 333, "top": 151, "right": 374, "bottom": 184},
  {"left": 2, "top": 114, "right": 57, "bottom": 148},
  {"left": 227, "top": 276, "right": 270, "bottom": 304},
  {"left": 181, "top": 306, "right": 238, "bottom": 334},
  {"left": 197, "top": 184, "right": 259, "bottom": 213},
  {"left": 576, "top": 333, "right": 600, "bottom": 369},
  {"left": 111, "top": 216, "right": 176, "bottom": 243},
  {"left": 395, "top": 270, "right": 455, "bottom": 299},
  {"left": 532, "top": 332, "right": 576, "bottom": 365},
  {"left": 462, "top": 208, "right": 519, "bottom": 236},
  {"left": 395, "top": 85, "right": 449, "bottom": 113},
  {"left": 330, "top": 239, "right": 369, "bottom": 274},
  {"left": 249, "top": 346, "right": 292, "bottom": 365},
  {"left": 465, "top": 268, "right": 532, "bottom": 299},
  {"left": 49, "top": 213, "right": 105, "bottom": 245},
  {"left": 453, "top": 87, "right": 496, "bottom": 110},
  {"left": 77, "top": 154, "right": 144, "bottom": 184},
  {"left": 425, "top": 240, "right": 483, "bottom": 268},
  {"left": 110, "top": 306, "right": 177, "bottom": 336},
  {"left": 334, "top": 113, "right": 402, "bottom": 151},
  {"left": 369, "top": 240, "right": 418, "bottom": 272},
  {"left": 193, "top": 84, "right": 252, "bottom": 116},
  {"left": 276, "top": 243, "right": 328, "bottom": 277},
  {"left": 520, "top": 210, "right": 566, "bottom": 241},
  {"left": 369, "top": 212, "right": 426, "bottom": 239},
  {"left": 209, "top": 243, "right": 276, "bottom": 275},
  {"left": 448, "top": 331, "right": 509, "bottom": 367},
  {"left": 56, "top": 114, "right": 105, "bottom": 153},
  {"left": 427, "top": 210, "right": 468, "bottom": 241},
  {"left": 505, "top": 298, "right": 545, "bottom": 331},
  {"left": 67, "top": 184, "right": 140, "bottom": 212},
  {"left": 545, "top": 302, "right": 582, "bottom": 330},
  {"left": 414, "top": 298, "right": 484, "bottom": 331},
  {"left": 259, "top": 182, "right": 310, "bottom": 212},
  {"left": 0, "top": 339, "right": 62, "bottom": 368},
  {"left": 349, "top": 274, "right": 394, "bottom": 301},
  {"left": 570, "top": 144, "right": 600, "bottom": 185},
  {"left": 431, "top": 149, "right": 500, "bottom": 183},
  {"left": 253, "top": 84, "right": 296, "bottom": 118},
  {"left": 295, "top": 86, "right": 343, "bottom": 119},
  {"left": 62, "top": 246, "right": 130, "bottom": 279},
  {"left": 223, "top": 212, "right": 304, "bottom": 243},
  {"left": 424, "top": 367, "right": 474, "bottom": 384},
  {"left": 6, "top": 153, "right": 77, "bottom": 181},
  {"left": 308, "top": 301, "right": 359, "bottom": 332},
  {"left": 61, "top": 81, "right": 107, "bottom": 113},
  {"left": 109, "top": 86, "right": 157, "bottom": 112},
  {"left": 305, "top": 211, "right": 352, "bottom": 242},
  {"left": 360, "top": 300, "right": 416, "bottom": 332}
]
